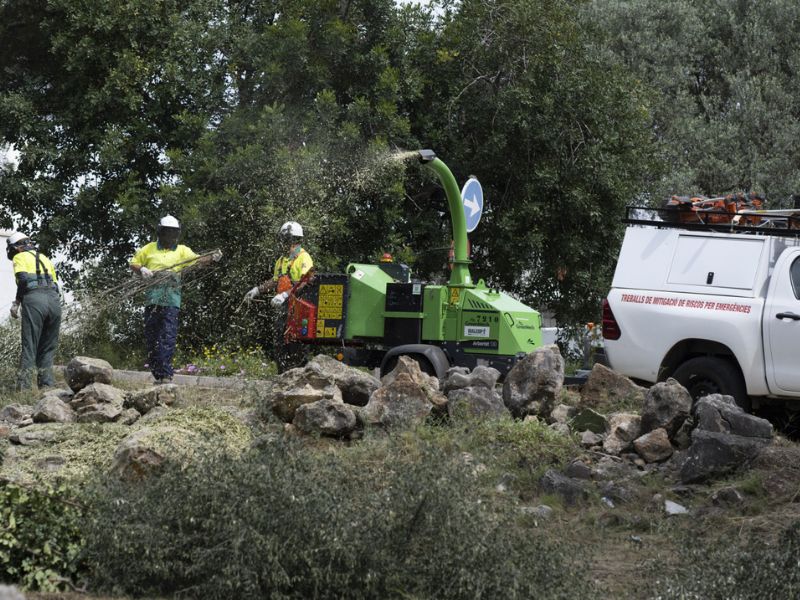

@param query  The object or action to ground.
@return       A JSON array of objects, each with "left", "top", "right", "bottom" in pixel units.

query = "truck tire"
[{"left": 671, "top": 356, "right": 750, "bottom": 411}]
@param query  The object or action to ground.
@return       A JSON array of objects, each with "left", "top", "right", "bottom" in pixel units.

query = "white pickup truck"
[{"left": 603, "top": 216, "right": 800, "bottom": 410}]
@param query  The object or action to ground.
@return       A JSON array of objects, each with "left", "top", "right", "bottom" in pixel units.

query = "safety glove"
[
  {"left": 140, "top": 267, "right": 154, "bottom": 279},
  {"left": 211, "top": 249, "right": 223, "bottom": 262},
  {"left": 10, "top": 301, "right": 19, "bottom": 319},
  {"left": 271, "top": 291, "right": 289, "bottom": 307},
  {"left": 244, "top": 286, "right": 260, "bottom": 303}
]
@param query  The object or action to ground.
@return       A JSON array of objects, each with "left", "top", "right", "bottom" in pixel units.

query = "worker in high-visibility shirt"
[
  {"left": 6, "top": 232, "right": 62, "bottom": 390},
  {"left": 130, "top": 215, "right": 222, "bottom": 383},
  {"left": 243, "top": 221, "right": 314, "bottom": 369}
]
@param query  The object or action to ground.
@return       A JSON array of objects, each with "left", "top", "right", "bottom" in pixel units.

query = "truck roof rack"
[{"left": 623, "top": 206, "right": 800, "bottom": 238}]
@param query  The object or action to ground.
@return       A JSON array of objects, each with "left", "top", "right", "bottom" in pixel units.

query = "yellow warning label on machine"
[
  {"left": 449, "top": 287, "right": 461, "bottom": 305},
  {"left": 316, "top": 320, "right": 325, "bottom": 337},
  {"left": 318, "top": 284, "right": 344, "bottom": 319},
  {"left": 324, "top": 327, "right": 337, "bottom": 338}
]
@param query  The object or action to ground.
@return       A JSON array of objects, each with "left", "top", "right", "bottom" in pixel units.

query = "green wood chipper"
[{"left": 283, "top": 149, "right": 543, "bottom": 378}]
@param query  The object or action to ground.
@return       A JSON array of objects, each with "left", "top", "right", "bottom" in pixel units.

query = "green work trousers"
[{"left": 18, "top": 289, "right": 62, "bottom": 390}]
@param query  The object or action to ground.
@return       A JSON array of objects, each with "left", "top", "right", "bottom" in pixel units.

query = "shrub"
[
  {"left": 411, "top": 416, "right": 578, "bottom": 496},
  {"left": 82, "top": 436, "right": 592, "bottom": 599},
  {"left": 0, "top": 481, "right": 85, "bottom": 591},
  {"left": 0, "top": 320, "right": 22, "bottom": 394},
  {"left": 650, "top": 521, "right": 800, "bottom": 599}
]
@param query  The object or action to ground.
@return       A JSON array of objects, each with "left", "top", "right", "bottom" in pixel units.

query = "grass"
[
  {"left": 4, "top": 377, "right": 800, "bottom": 598},
  {"left": 1, "top": 405, "right": 253, "bottom": 486}
]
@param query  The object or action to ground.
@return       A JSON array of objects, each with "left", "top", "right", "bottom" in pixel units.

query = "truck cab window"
[{"left": 790, "top": 257, "right": 800, "bottom": 300}]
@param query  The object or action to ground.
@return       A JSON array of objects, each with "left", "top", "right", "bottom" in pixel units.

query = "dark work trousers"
[
  {"left": 272, "top": 305, "right": 307, "bottom": 373},
  {"left": 18, "top": 289, "right": 62, "bottom": 390},
  {"left": 144, "top": 305, "right": 180, "bottom": 380}
]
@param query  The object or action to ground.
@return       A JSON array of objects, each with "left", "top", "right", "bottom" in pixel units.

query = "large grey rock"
[
  {"left": 271, "top": 383, "right": 342, "bottom": 423},
  {"left": 64, "top": 356, "right": 113, "bottom": 392},
  {"left": 9, "top": 425, "right": 62, "bottom": 446},
  {"left": 447, "top": 386, "right": 509, "bottom": 419},
  {"left": 602, "top": 413, "right": 642, "bottom": 455},
  {"left": 0, "top": 403, "right": 34, "bottom": 426},
  {"left": 673, "top": 417, "right": 694, "bottom": 450},
  {"left": 570, "top": 408, "right": 609, "bottom": 434},
  {"left": 70, "top": 382, "right": 126, "bottom": 423},
  {"left": 680, "top": 429, "right": 771, "bottom": 483},
  {"left": 265, "top": 356, "right": 379, "bottom": 420},
  {"left": 361, "top": 372, "right": 433, "bottom": 429},
  {"left": 538, "top": 469, "right": 588, "bottom": 506},
  {"left": 549, "top": 422, "right": 571, "bottom": 436},
  {"left": 641, "top": 378, "right": 691, "bottom": 437},
  {"left": 443, "top": 365, "right": 501, "bottom": 393},
  {"left": 381, "top": 356, "right": 447, "bottom": 412},
  {"left": 118, "top": 408, "right": 142, "bottom": 425},
  {"left": 564, "top": 459, "right": 592, "bottom": 480},
  {"left": 579, "top": 430, "right": 604, "bottom": 448},
  {"left": 125, "top": 384, "right": 181, "bottom": 415},
  {"left": 109, "top": 427, "right": 177, "bottom": 480},
  {"left": 579, "top": 363, "right": 646, "bottom": 411},
  {"left": 32, "top": 396, "right": 75, "bottom": 424},
  {"left": 502, "top": 345, "right": 564, "bottom": 418},
  {"left": 550, "top": 403, "right": 577, "bottom": 425},
  {"left": 306, "top": 354, "right": 381, "bottom": 406},
  {"left": 694, "top": 394, "right": 773, "bottom": 438},
  {"left": 633, "top": 427, "right": 674, "bottom": 463},
  {"left": 70, "top": 382, "right": 126, "bottom": 410},
  {"left": 293, "top": 398, "right": 357, "bottom": 437},
  {"left": 76, "top": 402, "right": 124, "bottom": 423},
  {"left": 40, "top": 388, "right": 74, "bottom": 403}
]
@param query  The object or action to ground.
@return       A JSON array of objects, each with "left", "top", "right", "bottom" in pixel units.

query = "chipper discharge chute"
[{"left": 282, "top": 149, "right": 543, "bottom": 379}]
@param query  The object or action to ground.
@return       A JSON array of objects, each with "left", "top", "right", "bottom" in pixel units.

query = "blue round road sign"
[{"left": 461, "top": 177, "right": 484, "bottom": 233}]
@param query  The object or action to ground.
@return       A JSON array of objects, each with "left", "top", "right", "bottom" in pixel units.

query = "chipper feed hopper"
[{"left": 283, "top": 149, "right": 543, "bottom": 378}]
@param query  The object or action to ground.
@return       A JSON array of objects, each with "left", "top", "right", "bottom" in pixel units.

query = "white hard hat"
[
  {"left": 159, "top": 215, "right": 180, "bottom": 229},
  {"left": 279, "top": 221, "right": 303, "bottom": 238},
  {"left": 7, "top": 231, "right": 29, "bottom": 246}
]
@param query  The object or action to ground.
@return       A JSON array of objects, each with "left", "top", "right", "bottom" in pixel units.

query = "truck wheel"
[{"left": 671, "top": 356, "right": 750, "bottom": 411}]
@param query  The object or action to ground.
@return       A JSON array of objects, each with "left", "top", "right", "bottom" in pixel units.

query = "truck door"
[{"left": 765, "top": 248, "right": 800, "bottom": 394}]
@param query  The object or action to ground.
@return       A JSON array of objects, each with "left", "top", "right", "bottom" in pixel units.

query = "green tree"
[
  {"left": 586, "top": 0, "right": 800, "bottom": 202},
  {"left": 0, "top": 0, "right": 227, "bottom": 260},
  {"left": 409, "top": 0, "right": 659, "bottom": 322}
]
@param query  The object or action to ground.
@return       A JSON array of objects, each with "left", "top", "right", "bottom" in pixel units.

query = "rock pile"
[{"left": 1, "top": 349, "right": 774, "bottom": 493}]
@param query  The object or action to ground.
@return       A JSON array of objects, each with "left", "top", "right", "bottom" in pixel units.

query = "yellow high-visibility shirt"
[
  {"left": 273, "top": 248, "right": 313, "bottom": 283},
  {"left": 13, "top": 250, "right": 58, "bottom": 301},
  {"left": 13, "top": 250, "right": 58, "bottom": 282},
  {"left": 130, "top": 242, "right": 198, "bottom": 307}
]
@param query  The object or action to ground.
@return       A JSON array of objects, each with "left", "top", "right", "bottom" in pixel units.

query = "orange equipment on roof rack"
[{"left": 663, "top": 193, "right": 765, "bottom": 226}]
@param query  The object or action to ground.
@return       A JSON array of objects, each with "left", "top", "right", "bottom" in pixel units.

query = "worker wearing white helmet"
[
  {"left": 243, "top": 221, "right": 314, "bottom": 370},
  {"left": 6, "top": 231, "right": 62, "bottom": 390},
  {"left": 129, "top": 215, "right": 222, "bottom": 383},
  {"left": 243, "top": 221, "right": 314, "bottom": 305}
]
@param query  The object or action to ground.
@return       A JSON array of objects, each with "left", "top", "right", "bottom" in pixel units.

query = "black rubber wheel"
[{"left": 671, "top": 356, "right": 750, "bottom": 411}]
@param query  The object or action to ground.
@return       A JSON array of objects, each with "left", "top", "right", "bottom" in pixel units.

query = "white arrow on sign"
[{"left": 463, "top": 194, "right": 481, "bottom": 217}]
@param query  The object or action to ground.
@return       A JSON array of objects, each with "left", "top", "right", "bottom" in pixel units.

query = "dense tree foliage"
[
  {"left": 0, "top": 0, "right": 681, "bottom": 352},
  {"left": 585, "top": 0, "right": 800, "bottom": 202}
]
